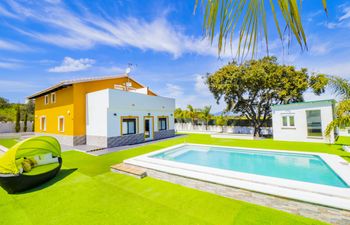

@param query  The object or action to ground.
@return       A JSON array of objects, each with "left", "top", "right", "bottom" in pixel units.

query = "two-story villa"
[{"left": 28, "top": 75, "right": 175, "bottom": 147}]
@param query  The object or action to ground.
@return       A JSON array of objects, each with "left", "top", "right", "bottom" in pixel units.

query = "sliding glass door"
[{"left": 306, "top": 110, "right": 322, "bottom": 137}]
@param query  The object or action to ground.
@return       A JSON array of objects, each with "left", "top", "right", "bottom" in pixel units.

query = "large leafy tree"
[
  {"left": 207, "top": 56, "right": 313, "bottom": 137},
  {"left": 0, "top": 97, "right": 9, "bottom": 109},
  {"left": 195, "top": 0, "right": 327, "bottom": 57}
]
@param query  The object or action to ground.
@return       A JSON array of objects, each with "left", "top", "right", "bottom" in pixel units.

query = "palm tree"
[
  {"left": 187, "top": 105, "right": 199, "bottom": 125},
  {"left": 175, "top": 108, "right": 184, "bottom": 123},
  {"left": 324, "top": 77, "right": 350, "bottom": 136},
  {"left": 195, "top": 0, "right": 327, "bottom": 58},
  {"left": 199, "top": 106, "right": 212, "bottom": 130}
]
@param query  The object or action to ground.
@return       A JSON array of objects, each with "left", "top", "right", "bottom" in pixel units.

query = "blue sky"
[{"left": 0, "top": 0, "right": 350, "bottom": 112}]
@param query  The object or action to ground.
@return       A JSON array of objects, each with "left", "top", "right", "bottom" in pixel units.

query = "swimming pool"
[
  {"left": 151, "top": 145, "right": 348, "bottom": 188},
  {"left": 125, "top": 144, "right": 350, "bottom": 209}
]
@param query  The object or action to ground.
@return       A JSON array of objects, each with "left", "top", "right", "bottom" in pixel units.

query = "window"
[
  {"left": 58, "top": 116, "right": 64, "bottom": 132},
  {"left": 282, "top": 115, "right": 295, "bottom": 127},
  {"left": 40, "top": 116, "right": 46, "bottom": 131},
  {"left": 306, "top": 110, "right": 322, "bottom": 137},
  {"left": 289, "top": 116, "right": 295, "bottom": 126},
  {"left": 282, "top": 116, "right": 288, "bottom": 127},
  {"left": 158, "top": 117, "right": 167, "bottom": 130},
  {"left": 51, "top": 93, "right": 56, "bottom": 103},
  {"left": 44, "top": 95, "right": 49, "bottom": 105},
  {"left": 122, "top": 118, "right": 137, "bottom": 135}
]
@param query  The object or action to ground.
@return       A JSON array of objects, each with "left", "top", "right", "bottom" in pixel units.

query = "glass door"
[
  {"left": 144, "top": 117, "right": 153, "bottom": 141},
  {"left": 306, "top": 110, "right": 322, "bottom": 137}
]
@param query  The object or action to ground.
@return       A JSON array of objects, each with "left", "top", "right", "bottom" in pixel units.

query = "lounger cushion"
[{"left": 24, "top": 163, "right": 60, "bottom": 176}]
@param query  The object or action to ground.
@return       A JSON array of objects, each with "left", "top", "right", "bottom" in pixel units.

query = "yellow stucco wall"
[
  {"left": 34, "top": 86, "right": 74, "bottom": 135},
  {"left": 34, "top": 77, "right": 155, "bottom": 137}
]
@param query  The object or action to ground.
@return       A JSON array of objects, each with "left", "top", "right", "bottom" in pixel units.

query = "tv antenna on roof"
[{"left": 125, "top": 63, "right": 136, "bottom": 76}]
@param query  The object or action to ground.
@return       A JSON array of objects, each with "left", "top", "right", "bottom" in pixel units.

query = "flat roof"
[{"left": 271, "top": 99, "right": 336, "bottom": 110}]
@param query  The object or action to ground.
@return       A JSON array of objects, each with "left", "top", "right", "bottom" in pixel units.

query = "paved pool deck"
[{"left": 61, "top": 134, "right": 187, "bottom": 156}]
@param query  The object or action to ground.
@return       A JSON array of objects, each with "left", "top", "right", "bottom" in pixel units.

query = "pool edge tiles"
[{"left": 125, "top": 143, "right": 350, "bottom": 210}]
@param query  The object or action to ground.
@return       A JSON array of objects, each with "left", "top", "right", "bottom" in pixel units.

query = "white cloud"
[
  {"left": 194, "top": 74, "right": 210, "bottom": 95},
  {"left": 324, "top": 5, "right": 350, "bottom": 29},
  {"left": 306, "top": 10, "right": 323, "bottom": 22},
  {"left": 308, "top": 38, "right": 332, "bottom": 56},
  {"left": 0, "top": 4, "right": 19, "bottom": 18},
  {"left": 0, "top": 1, "right": 232, "bottom": 58},
  {"left": 303, "top": 89, "right": 339, "bottom": 102},
  {"left": 313, "top": 62, "right": 350, "bottom": 78},
  {"left": 48, "top": 57, "right": 95, "bottom": 73},
  {"left": 339, "top": 6, "right": 350, "bottom": 21},
  {"left": 164, "top": 83, "right": 184, "bottom": 98},
  {"left": 310, "top": 44, "right": 329, "bottom": 55},
  {"left": 0, "top": 61, "right": 20, "bottom": 69},
  {"left": 159, "top": 76, "right": 224, "bottom": 112},
  {"left": 0, "top": 39, "right": 31, "bottom": 51},
  {"left": 94, "top": 66, "right": 125, "bottom": 75}
]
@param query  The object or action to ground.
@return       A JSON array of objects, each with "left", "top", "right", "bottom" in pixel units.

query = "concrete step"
[{"left": 111, "top": 163, "right": 147, "bottom": 179}]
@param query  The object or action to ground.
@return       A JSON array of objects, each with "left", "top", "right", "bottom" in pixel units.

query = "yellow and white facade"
[{"left": 28, "top": 75, "right": 175, "bottom": 146}]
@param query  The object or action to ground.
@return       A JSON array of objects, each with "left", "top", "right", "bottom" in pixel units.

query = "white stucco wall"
[
  {"left": 86, "top": 89, "right": 175, "bottom": 138},
  {"left": 86, "top": 90, "right": 109, "bottom": 137},
  {"left": 272, "top": 100, "right": 335, "bottom": 143}
]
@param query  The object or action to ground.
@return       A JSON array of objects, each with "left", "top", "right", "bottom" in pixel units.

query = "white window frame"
[
  {"left": 281, "top": 114, "right": 295, "bottom": 128},
  {"left": 51, "top": 92, "right": 56, "bottom": 104},
  {"left": 40, "top": 116, "right": 47, "bottom": 131},
  {"left": 58, "top": 116, "right": 65, "bottom": 132},
  {"left": 44, "top": 95, "right": 49, "bottom": 105}
]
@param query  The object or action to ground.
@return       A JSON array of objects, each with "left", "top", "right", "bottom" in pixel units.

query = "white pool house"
[{"left": 271, "top": 99, "right": 336, "bottom": 143}]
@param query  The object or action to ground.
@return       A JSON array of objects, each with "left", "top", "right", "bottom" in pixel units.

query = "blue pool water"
[{"left": 152, "top": 145, "right": 349, "bottom": 188}]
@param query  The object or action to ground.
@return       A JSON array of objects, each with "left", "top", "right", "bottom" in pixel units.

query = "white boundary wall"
[
  {"left": 175, "top": 123, "right": 272, "bottom": 135},
  {"left": 0, "top": 122, "right": 33, "bottom": 133}
]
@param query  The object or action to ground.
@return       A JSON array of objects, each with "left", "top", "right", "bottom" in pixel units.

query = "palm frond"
[
  {"left": 325, "top": 100, "right": 350, "bottom": 136},
  {"left": 195, "top": 0, "right": 327, "bottom": 58},
  {"left": 328, "top": 76, "right": 350, "bottom": 99}
]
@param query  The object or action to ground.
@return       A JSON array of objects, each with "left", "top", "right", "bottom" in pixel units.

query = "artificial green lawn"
[
  {"left": 2, "top": 134, "right": 349, "bottom": 225},
  {"left": 0, "top": 138, "right": 18, "bottom": 148}
]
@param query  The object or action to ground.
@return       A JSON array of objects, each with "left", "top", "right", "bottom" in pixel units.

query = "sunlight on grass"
[{"left": 0, "top": 134, "right": 346, "bottom": 225}]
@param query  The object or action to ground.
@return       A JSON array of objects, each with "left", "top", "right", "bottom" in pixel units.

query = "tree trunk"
[{"left": 253, "top": 124, "right": 261, "bottom": 137}]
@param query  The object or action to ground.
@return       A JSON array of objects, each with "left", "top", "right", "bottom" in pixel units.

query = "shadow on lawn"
[{"left": 16, "top": 168, "right": 78, "bottom": 194}]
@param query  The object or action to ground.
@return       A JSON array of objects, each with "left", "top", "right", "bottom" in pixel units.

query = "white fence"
[
  {"left": 0, "top": 121, "right": 33, "bottom": 133},
  {"left": 175, "top": 123, "right": 272, "bottom": 135}
]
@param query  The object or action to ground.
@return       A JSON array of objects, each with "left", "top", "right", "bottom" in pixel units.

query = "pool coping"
[{"left": 125, "top": 143, "right": 350, "bottom": 210}]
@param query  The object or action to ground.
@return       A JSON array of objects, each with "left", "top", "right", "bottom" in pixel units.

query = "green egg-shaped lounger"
[{"left": 0, "top": 136, "right": 62, "bottom": 194}]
